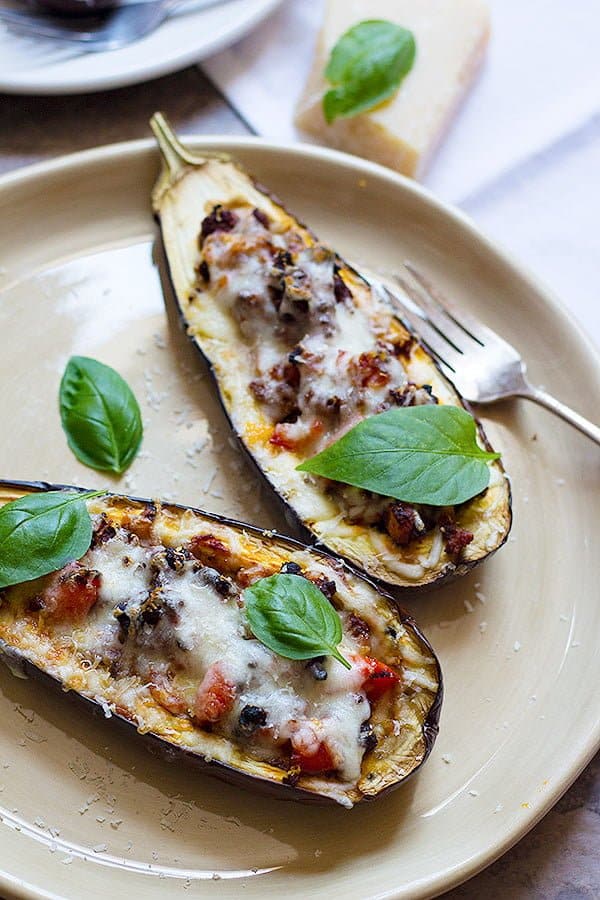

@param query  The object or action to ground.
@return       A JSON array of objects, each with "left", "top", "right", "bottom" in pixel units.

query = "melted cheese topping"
[
  {"left": 203, "top": 207, "right": 430, "bottom": 451},
  {"left": 157, "top": 164, "right": 510, "bottom": 590},
  {"left": 0, "top": 490, "right": 443, "bottom": 806},
  {"left": 198, "top": 206, "right": 476, "bottom": 579},
  {"left": 48, "top": 526, "right": 374, "bottom": 782}
]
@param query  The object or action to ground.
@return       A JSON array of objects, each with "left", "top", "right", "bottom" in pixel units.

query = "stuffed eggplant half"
[
  {"left": 0, "top": 481, "right": 441, "bottom": 807},
  {"left": 151, "top": 115, "right": 511, "bottom": 591}
]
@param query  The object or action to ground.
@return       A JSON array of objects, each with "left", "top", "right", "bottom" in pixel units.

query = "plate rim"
[
  {"left": 0, "top": 0, "right": 282, "bottom": 95},
  {"left": 0, "top": 136, "right": 598, "bottom": 900}
]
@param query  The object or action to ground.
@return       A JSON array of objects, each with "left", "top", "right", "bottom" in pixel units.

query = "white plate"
[
  {"left": 0, "top": 137, "right": 598, "bottom": 899},
  {"left": 0, "top": 0, "right": 281, "bottom": 95}
]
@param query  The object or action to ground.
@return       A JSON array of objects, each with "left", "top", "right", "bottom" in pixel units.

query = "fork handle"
[{"left": 519, "top": 385, "right": 600, "bottom": 446}]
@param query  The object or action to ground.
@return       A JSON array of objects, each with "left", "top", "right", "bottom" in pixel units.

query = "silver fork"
[
  {"left": 0, "top": 0, "right": 229, "bottom": 51},
  {"left": 366, "top": 261, "right": 600, "bottom": 446}
]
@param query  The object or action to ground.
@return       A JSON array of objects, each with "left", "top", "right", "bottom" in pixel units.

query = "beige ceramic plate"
[{"left": 0, "top": 139, "right": 598, "bottom": 900}]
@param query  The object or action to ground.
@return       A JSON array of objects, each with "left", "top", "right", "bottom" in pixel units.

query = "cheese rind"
[{"left": 295, "top": 0, "right": 490, "bottom": 178}]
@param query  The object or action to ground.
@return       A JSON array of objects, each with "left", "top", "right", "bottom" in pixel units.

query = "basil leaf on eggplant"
[
  {"left": 150, "top": 114, "right": 511, "bottom": 591},
  {"left": 0, "top": 489, "right": 104, "bottom": 588}
]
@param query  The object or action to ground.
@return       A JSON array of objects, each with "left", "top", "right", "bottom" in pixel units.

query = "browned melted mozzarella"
[
  {"left": 198, "top": 204, "right": 473, "bottom": 557},
  {"left": 24, "top": 522, "right": 398, "bottom": 783}
]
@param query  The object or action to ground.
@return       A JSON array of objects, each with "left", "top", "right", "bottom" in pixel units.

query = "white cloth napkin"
[{"left": 202, "top": 0, "right": 600, "bottom": 344}]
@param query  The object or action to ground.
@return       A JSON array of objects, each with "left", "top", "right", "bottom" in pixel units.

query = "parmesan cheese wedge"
[{"left": 295, "top": 0, "right": 490, "bottom": 178}]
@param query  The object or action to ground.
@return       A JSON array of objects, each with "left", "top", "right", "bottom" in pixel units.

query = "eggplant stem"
[
  {"left": 150, "top": 112, "right": 232, "bottom": 210},
  {"left": 150, "top": 112, "right": 198, "bottom": 174},
  {"left": 150, "top": 112, "right": 231, "bottom": 173}
]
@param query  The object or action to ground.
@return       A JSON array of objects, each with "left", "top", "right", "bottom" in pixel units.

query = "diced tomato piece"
[
  {"left": 269, "top": 419, "right": 324, "bottom": 452},
  {"left": 194, "top": 664, "right": 236, "bottom": 724},
  {"left": 269, "top": 427, "right": 296, "bottom": 450},
  {"left": 123, "top": 503, "right": 156, "bottom": 541},
  {"left": 236, "top": 563, "right": 274, "bottom": 588},
  {"left": 43, "top": 563, "right": 101, "bottom": 620},
  {"left": 351, "top": 352, "right": 391, "bottom": 389},
  {"left": 189, "top": 533, "right": 230, "bottom": 561},
  {"left": 188, "top": 534, "right": 237, "bottom": 573},
  {"left": 292, "top": 741, "right": 336, "bottom": 774},
  {"left": 358, "top": 656, "right": 400, "bottom": 701}
]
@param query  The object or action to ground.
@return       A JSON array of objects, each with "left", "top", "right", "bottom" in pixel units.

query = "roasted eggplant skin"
[
  {"left": 150, "top": 114, "right": 512, "bottom": 593},
  {"left": 0, "top": 479, "right": 442, "bottom": 807}
]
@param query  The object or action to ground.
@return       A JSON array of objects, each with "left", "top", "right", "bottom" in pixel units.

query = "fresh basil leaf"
[
  {"left": 244, "top": 573, "right": 351, "bottom": 670},
  {"left": 59, "top": 356, "right": 143, "bottom": 475},
  {"left": 0, "top": 490, "right": 104, "bottom": 589},
  {"left": 323, "top": 20, "right": 416, "bottom": 124},
  {"left": 298, "top": 406, "right": 500, "bottom": 507}
]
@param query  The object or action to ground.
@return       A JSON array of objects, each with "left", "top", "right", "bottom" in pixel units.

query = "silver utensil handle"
[{"left": 523, "top": 385, "right": 600, "bottom": 446}]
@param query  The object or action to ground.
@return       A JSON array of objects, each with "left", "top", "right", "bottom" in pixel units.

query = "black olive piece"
[
  {"left": 163, "top": 547, "right": 191, "bottom": 572},
  {"left": 359, "top": 722, "right": 378, "bottom": 753},
  {"left": 113, "top": 603, "right": 131, "bottom": 642},
  {"left": 272, "top": 249, "right": 293, "bottom": 271},
  {"left": 214, "top": 578, "right": 232, "bottom": 597},
  {"left": 280, "top": 561, "right": 302, "bottom": 575},
  {"left": 291, "top": 299, "right": 309, "bottom": 315},
  {"left": 333, "top": 268, "right": 352, "bottom": 304},
  {"left": 201, "top": 567, "right": 232, "bottom": 597},
  {"left": 288, "top": 345, "right": 303, "bottom": 365},
  {"left": 278, "top": 407, "right": 301, "bottom": 425},
  {"left": 314, "top": 577, "right": 337, "bottom": 601},
  {"left": 238, "top": 705, "right": 267, "bottom": 737},
  {"left": 197, "top": 259, "right": 210, "bottom": 283},
  {"left": 306, "top": 657, "right": 327, "bottom": 681},
  {"left": 385, "top": 626, "right": 397, "bottom": 639},
  {"left": 139, "top": 597, "right": 163, "bottom": 627},
  {"left": 164, "top": 548, "right": 178, "bottom": 569},
  {"left": 141, "top": 608, "right": 162, "bottom": 626},
  {"left": 113, "top": 603, "right": 130, "bottom": 625}
]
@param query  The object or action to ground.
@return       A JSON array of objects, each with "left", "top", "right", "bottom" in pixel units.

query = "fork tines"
[{"left": 376, "top": 262, "right": 492, "bottom": 377}]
